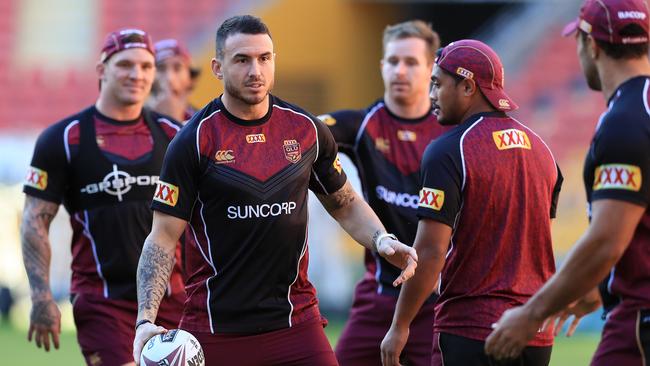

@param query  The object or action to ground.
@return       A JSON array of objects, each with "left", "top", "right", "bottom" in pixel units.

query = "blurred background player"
[
  {"left": 21, "top": 28, "right": 185, "bottom": 366},
  {"left": 381, "top": 39, "right": 562, "bottom": 366},
  {"left": 147, "top": 38, "right": 201, "bottom": 123},
  {"left": 486, "top": 0, "right": 650, "bottom": 364},
  {"left": 319, "top": 20, "right": 445, "bottom": 366},
  {"left": 132, "top": 15, "right": 418, "bottom": 366}
]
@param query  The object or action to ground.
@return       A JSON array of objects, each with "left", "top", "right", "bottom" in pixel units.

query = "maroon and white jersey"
[
  {"left": 151, "top": 95, "right": 347, "bottom": 334},
  {"left": 23, "top": 106, "right": 185, "bottom": 301},
  {"left": 417, "top": 112, "right": 562, "bottom": 346}
]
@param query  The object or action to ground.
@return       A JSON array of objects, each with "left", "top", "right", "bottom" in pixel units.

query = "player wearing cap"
[
  {"left": 131, "top": 15, "right": 418, "bottom": 366},
  {"left": 486, "top": 0, "right": 650, "bottom": 364},
  {"left": 147, "top": 39, "right": 201, "bottom": 123},
  {"left": 21, "top": 28, "right": 185, "bottom": 366},
  {"left": 380, "top": 40, "right": 562, "bottom": 366},
  {"left": 319, "top": 20, "right": 446, "bottom": 366}
]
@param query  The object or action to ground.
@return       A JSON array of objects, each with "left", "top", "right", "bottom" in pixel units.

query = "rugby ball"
[{"left": 140, "top": 329, "right": 205, "bottom": 366}]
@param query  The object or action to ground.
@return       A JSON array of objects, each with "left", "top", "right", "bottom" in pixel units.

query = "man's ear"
[
  {"left": 587, "top": 34, "right": 600, "bottom": 60},
  {"left": 462, "top": 78, "right": 478, "bottom": 97},
  {"left": 211, "top": 58, "right": 223, "bottom": 79},
  {"left": 96, "top": 62, "right": 106, "bottom": 81}
]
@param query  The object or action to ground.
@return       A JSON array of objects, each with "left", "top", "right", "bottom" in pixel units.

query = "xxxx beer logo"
[
  {"left": 318, "top": 114, "right": 337, "bottom": 126},
  {"left": 283, "top": 139, "right": 301, "bottom": 163},
  {"left": 215, "top": 150, "right": 235, "bottom": 164},
  {"left": 153, "top": 181, "right": 179, "bottom": 207},
  {"left": 246, "top": 134, "right": 266, "bottom": 144},
  {"left": 492, "top": 129, "right": 531, "bottom": 150},
  {"left": 593, "top": 164, "right": 642, "bottom": 192},
  {"left": 25, "top": 166, "right": 48, "bottom": 190},
  {"left": 333, "top": 155, "right": 342, "bottom": 174},
  {"left": 419, "top": 187, "right": 445, "bottom": 211},
  {"left": 397, "top": 130, "right": 417, "bottom": 142}
]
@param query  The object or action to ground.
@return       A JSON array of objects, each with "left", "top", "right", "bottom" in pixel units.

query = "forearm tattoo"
[
  {"left": 319, "top": 182, "right": 356, "bottom": 213},
  {"left": 137, "top": 238, "right": 174, "bottom": 322},
  {"left": 20, "top": 196, "right": 58, "bottom": 301}
]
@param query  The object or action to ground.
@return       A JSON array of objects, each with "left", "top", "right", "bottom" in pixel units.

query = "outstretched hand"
[{"left": 376, "top": 237, "right": 418, "bottom": 287}]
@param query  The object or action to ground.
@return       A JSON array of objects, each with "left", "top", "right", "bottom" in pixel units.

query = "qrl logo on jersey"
[
  {"left": 153, "top": 181, "right": 179, "bottom": 207},
  {"left": 283, "top": 140, "right": 301, "bottom": 163},
  {"left": 215, "top": 150, "right": 235, "bottom": 164},
  {"left": 246, "top": 134, "right": 266, "bottom": 144},
  {"left": 25, "top": 166, "right": 48, "bottom": 191},
  {"left": 492, "top": 129, "right": 531, "bottom": 150},
  {"left": 593, "top": 164, "right": 642, "bottom": 192},
  {"left": 419, "top": 187, "right": 445, "bottom": 211}
]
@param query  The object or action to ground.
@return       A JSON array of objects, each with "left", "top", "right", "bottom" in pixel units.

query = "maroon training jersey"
[
  {"left": 584, "top": 76, "right": 650, "bottom": 311},
  {"left": 417, "top": 112, "right": 562, "bottom": 346},
  {"left": 23, "top": 106, "right": 185, "bottom": 301},
  {"left": 321, "top": 100, "right": 447, "bottom": 297},
  {"left": 151, "top": 95, "right": 347, "bottom": 334}
]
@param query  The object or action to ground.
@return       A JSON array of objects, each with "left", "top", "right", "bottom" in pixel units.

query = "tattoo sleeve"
[
  {"left": 20, "top": 196, "right": 59, "bottom": 301},
  {"left": 317, "top": 181, "right": 356, "bottom": 214},
  {"left": 137, "top": 237, "right": 174, "bottom": 322}
]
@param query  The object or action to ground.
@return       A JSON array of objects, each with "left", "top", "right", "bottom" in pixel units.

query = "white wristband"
[{"left": 373, "top": 232, "right": 397, "bottom": 252}]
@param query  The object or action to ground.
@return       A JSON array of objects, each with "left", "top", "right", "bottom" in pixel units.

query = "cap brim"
[
  {"left": 480, "top": 86, "right": 518, "bottom": 112},
  {"left": 562, "top": 19, "right": 579, "bottom": 37}
]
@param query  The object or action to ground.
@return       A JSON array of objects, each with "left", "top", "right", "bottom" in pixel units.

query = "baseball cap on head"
[
  {"left": 436, "top": 39, "right": 518, "bottom": 112},
  {"left": 562, "top": 0, "right": 650, "bottom": 44},
  {"left": 154, "top": 39, "right": 201, "bottom": 78},
  {"left": 100, "top": 28, "right": 154, "bottom": 63}
]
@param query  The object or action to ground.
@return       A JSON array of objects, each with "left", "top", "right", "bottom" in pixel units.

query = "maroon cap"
[
  {"left": 436, "top": 39, "right": 518, "bottom": 112},
  {"left": 154, "top": 39, "right": 201, "bottom": 78},
  {"left": 100, "top": 28, "right": 154, "bottom": 63},
  {"left": 562, "top": 0, "right": 650, "bottom": 44}
]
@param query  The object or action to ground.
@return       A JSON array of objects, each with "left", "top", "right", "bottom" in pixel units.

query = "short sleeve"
[
  {"left": 318, "top": 110, "right": 365, "bottom": 156},
  {"left": 309, "top": 117, "right": 348, "bottom": 195},
  {"left": 151, "top": 124, "right": 201, "bottom": 220},
  {"left": 550, "top": 164, "right": 563, "bottom": 218},
  {"left": 23, "top": 123, "right": 70, "bottom": 204},
  {"left": 590, "top": 125, "right": 650, "bottom": 207},
  {"left": 416, "top": 138, "right": 463, "bottom": 228}
]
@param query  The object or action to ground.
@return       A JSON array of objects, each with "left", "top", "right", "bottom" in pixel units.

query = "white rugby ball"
[{"left": 141, "top": 329, "right": 205, "bottom": 366}]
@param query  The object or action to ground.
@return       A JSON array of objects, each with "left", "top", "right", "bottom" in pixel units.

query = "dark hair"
[
  {"left": 383, "top": 20, "right": 440, "bottom": 62},
  {"left": 438, "top": 66, "right": 465, "bottom": 85},
  {"left": 579, "top": 24, "right": 649, "bottom": 60},
  {"left": 215, "top": 15, "right": 272, "bottom": 59}
]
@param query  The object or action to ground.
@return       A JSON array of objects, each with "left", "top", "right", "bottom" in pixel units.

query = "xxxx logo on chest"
[
  {"left": 492, "top": 128, "right": 531, "bottom": 150},
  {"left": 419, "top": 187, "right": 445, "bottom": 211},
  {"left": 25, "top": 166, "right": 48, "bottom": 190},
  {"left": 593, "top": 164, "right": 642, "bottom": 192},
  {"left": 283, "top": 139, "right": 301, "bottom": 163},
  {"left": 153, "top": 181, "right": 179, "bottom": 207}
]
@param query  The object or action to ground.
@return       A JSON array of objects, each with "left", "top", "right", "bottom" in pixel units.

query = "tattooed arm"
[
  {"left": 133, "top": 211, "right": 186, "bottom": 364},
  {"left": 316, "top": 180, "right": 418, "bottom": 286},
  {"left": 20, "top": 195, "right": 61, "bottom": 352}
]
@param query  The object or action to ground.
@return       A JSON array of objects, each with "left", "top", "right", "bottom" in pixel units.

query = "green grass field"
[{"left": 1, "top": 321, "right": 599, "bottom": 365}]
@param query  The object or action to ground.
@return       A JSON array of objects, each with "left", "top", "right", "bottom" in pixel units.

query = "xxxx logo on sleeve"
[
  {"left": 25, "top": 166, "right": 48, "bottom": 190},
  {"left": 153, "top": 180, "right": 179, "bottom": 207},
  {"left": 492, "top": 129, "right": 531, "bottom": 150},
  {"left": 593, "top": 164, "right": 642, "bottom": 191},
  {"left": 333, "top": 155, "right": 342, "bottom": 174},
  {"left": 419, "top": 187, "right": 445, "bottom": 211}
]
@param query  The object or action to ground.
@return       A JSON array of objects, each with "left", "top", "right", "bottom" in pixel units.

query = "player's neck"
[
  {"left": 95, "top": 97, "right": 143, "bottom": 121},
  {"left": 599, "top": 56, "right": 650, "bottom": 101},
  {"left": 384, "top": 93, "right": 431, "bottom": 119},
  {"left": 459, "top": 97, "right": 497, "bottom": 123},
  {"left": 222, "top": 92, "right": 269, "bottom": 121}
]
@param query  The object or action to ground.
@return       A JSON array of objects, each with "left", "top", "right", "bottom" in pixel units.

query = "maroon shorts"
[
  {"left": 334, "top": 279, "right": 435, "bottom": 366},
  {"left": 72, "top": 292, "right": 185, "bottom": 366},
  {"left": 188, "top": 318, "right": 338, "bottom": 366},
  {"left": 591, "top": 306, "right": 650, "bottom": 366}
]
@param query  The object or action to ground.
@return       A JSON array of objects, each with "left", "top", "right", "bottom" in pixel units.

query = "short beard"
[{"left": 225, "top": 79, "right": 270, "bottom": 106}]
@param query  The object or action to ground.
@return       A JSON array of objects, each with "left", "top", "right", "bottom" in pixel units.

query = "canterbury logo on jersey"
[
  {"left": 397, "top": 130, "right": 417, "bottom": 142},
  {"left": 377, "top": 185, "right": 419, "bottom": 209},
  {"left": 593, "top": 164, "right": 642, "bottom": 192},
  {"left": 492, "top": 129, "right": 531, "bottom": 150},
  {"left": 215, "top": 150, "right": 235, "bottom": 163},
  {"left": 375, "top": 137, "right": 390, "bottom": 153},
  {"left": 246, "top": 134, "right": 266, "bottom": 143},
  {"left": 25, "top": 166, "right": 48, "bottom": 191},
  {"left": 419, "top": 187, "right": 444, "bottom": 211},
  {"left": 153, "top": 181, "right": 179, "bottom": 206},
  {"left": 80, "top": 164, "right": 158, "bottom": 202},
  {"left": 227, "top": 201, "right": 297, "bottom": 219}
]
